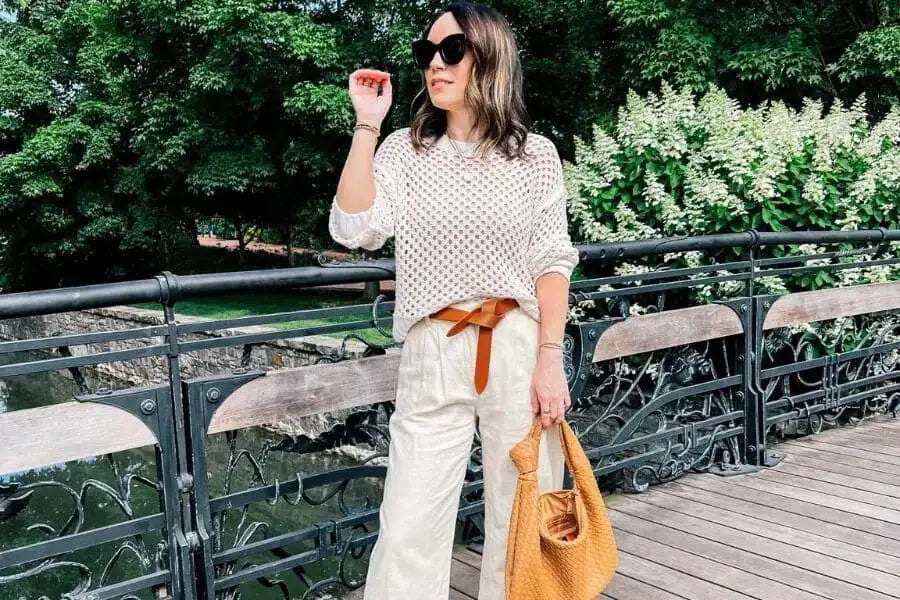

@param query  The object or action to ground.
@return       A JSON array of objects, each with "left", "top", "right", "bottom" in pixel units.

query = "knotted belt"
[{"left": 428, "top": 297, "right": 521, "bottom": 395}]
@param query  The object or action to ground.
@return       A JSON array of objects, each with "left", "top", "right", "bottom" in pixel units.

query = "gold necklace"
[{"left": 447, "top": 135, "right": 477, "bottom": 183}]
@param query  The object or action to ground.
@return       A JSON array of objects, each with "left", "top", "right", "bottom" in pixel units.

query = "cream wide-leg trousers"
[{"left": 363, "top": 298, "right": 566, "bottom": 600}]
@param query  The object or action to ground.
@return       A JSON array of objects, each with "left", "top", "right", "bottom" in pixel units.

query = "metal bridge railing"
[{"left": 0, "top": 228, "right": 898, "bottom": 600}]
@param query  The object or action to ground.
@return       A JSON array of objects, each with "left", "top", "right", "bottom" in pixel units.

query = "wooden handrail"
[
  {"left": 764, "top": 281, "right": 900, "bottom": 330},
  {"left": 593, "top": 304, "right": 743, "bottom": 362},
  {"left": 2, "top": 281, "right": 897, "bottom": 474},
  {"left": 0, "top": 401, "right": 156, "bottom": 474}
]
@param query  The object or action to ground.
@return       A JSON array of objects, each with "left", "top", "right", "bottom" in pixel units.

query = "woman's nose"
[{"left": 429, "top": 50, "right": 446, "bottom": 70}]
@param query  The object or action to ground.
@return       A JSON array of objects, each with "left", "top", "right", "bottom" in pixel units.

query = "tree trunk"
[
  {"left": 363, "top": 250, "right": 381, "bottom": 300},
  {"left": 282, "top": 223, "right": 295, "bottom": 267},
  {"left": 233, "top": 217, "right": 247, "bottom": 266},
  {"left": 364, "top": 280, "right": 380, "bottom": 301}
]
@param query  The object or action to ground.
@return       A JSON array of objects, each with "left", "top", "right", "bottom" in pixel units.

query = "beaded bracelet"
[{"left": 354, "top": 122, "right": 381, "bottom": 137}]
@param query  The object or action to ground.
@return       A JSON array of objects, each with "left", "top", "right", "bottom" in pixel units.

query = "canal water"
[{"left": 0, "top": 354, "right": 387, "bottom": 600}]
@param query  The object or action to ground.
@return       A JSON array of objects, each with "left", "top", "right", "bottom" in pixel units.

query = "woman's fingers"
[
  {"left": 555, "top": 398, "right": 568, "bottom": 424},
  {"left": 352, "top": 68, "right": 390, "bottom": 79},
  {"left": 349, "top": 69, "right": 390, "bottom": 88},
  {"left": 536, "top": 393, "right": 572, "bottom": 428},
  {"left": 539, "top": 394, "right": 557, "bottom": 429}
]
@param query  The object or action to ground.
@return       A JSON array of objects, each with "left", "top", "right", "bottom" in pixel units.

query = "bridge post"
[{"left": 737, "top": 295, "right": 785, "bottom": 467}]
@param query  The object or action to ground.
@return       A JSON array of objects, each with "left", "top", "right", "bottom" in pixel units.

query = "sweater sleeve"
[
  {"left": 328, "top": 129, "right": 406, "bottom": 251},
  {"left": 526, "top": 138, "right": 580, "bottom": 283}
]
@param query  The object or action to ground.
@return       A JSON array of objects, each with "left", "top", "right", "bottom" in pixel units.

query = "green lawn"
[{"left": 129, "top": 290, "right": 395, "bottom": 345}]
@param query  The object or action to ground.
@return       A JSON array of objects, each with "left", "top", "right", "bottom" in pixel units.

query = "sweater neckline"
[{"left": 432, "top": 133, "right": 492, "bottom": 159}]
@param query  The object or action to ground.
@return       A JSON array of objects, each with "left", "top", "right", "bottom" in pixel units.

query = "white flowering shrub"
[
  {"left": 567, "top": 82, "right": 899, "bottom": 240},
  {"left": 565, "top": 82, "right": 900, "bottom": 296}
]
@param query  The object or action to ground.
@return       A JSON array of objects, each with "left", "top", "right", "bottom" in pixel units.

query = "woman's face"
[{"left": 424, "top": 12, "right": 474, "bottom": 112}]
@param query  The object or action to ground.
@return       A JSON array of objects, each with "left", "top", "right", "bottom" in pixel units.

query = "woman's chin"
[{"left": 430, "top": 96, "right": 463, "bottom": 111}]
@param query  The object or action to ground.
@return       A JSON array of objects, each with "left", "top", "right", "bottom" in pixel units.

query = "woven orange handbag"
[{"left": 504, "top": 416, "right": 618, "bottom": 600}]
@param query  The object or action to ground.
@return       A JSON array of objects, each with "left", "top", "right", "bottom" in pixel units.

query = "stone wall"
[{"left": 0, "top": 305, "right": 378, "bottom": 385}]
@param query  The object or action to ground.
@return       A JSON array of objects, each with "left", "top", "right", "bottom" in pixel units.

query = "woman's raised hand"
[{"left": 349, "top": 69, "right": 392, "bottom": 127}]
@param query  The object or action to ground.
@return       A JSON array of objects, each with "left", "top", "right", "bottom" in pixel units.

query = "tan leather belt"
[{"left": 429, "top": 297, "right": 520, "bottom": 395}]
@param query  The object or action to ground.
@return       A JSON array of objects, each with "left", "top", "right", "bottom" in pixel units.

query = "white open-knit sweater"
[{"left": 328, "top": 127, "right": 580, "bottom": 343}]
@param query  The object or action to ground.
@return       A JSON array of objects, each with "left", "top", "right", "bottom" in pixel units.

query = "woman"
[{"left": 329, "top": 2, "right": 580, "bottom": 599}]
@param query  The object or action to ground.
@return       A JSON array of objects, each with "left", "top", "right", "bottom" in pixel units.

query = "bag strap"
[{"left": 509, "top": 416, "right": 594, "bottom": 490}]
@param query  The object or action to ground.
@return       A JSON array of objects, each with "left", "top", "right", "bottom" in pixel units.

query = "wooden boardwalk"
[{"left": 354, "top": 415, "right": 900, "bottom": 599}]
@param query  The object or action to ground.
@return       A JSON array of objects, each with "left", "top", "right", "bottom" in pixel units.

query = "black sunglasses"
[{"left": 412, "top": 33, "right": 468, "bottom": 70}]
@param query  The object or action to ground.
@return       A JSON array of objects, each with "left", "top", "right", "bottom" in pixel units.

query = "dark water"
[{"left": 0, "top": 355, "right": 382, "bottom": 600}]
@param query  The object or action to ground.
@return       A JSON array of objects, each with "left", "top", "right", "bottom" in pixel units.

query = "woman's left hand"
[{"left": 531, "top": 350, "right": 571, "bottom": 429}]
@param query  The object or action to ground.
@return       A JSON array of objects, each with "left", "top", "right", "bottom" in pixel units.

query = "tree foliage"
[
  {"left": 608, "top": 0, "right": 900, "bottom": 112},
  {"left": 0, "top": 0, "right": 349, "bottom": 289},
  {"left": 0, "top": 0, "right": 897, "bottom": 290}
]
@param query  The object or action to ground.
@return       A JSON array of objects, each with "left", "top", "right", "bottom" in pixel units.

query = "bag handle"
[{"left": 509, "top": 416, "right": 594, "bottom": 491}]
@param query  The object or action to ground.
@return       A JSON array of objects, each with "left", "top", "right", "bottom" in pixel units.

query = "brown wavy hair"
[{"left": 409, "top": 1, "right": 531, "bottom": 160}]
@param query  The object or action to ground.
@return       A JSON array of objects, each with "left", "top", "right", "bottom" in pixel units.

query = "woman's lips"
[{"left": 431, "top": 79, "right": 452, "bottom": 89}]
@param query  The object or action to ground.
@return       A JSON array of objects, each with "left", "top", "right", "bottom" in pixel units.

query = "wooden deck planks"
[
  {"left": 352, "top": 416, "right": 900, "bottom": 599},
  {"left": 609, "top": 416, "right": 900, "bottom": 600},
  {"left": 608, "top": 497, "right": 900, "bottom": 599}
]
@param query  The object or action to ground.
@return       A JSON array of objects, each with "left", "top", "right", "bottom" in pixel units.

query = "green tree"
[
  {"left": 1, "top": 0, "right": 897, "bottom": 292},
  {"left": 608, "top": 0, "right": 900, "bottom": 114},
  {"left": 0, "top": 0, "right": 349, "bottom": 289}
]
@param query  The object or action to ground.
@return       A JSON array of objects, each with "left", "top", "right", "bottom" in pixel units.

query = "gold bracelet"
[
  {"left": 539, "top": 342, "right": 563, "bottom": 350},
  {"left": 354, "top": 122, "right": 380, "bottom": 137}
]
